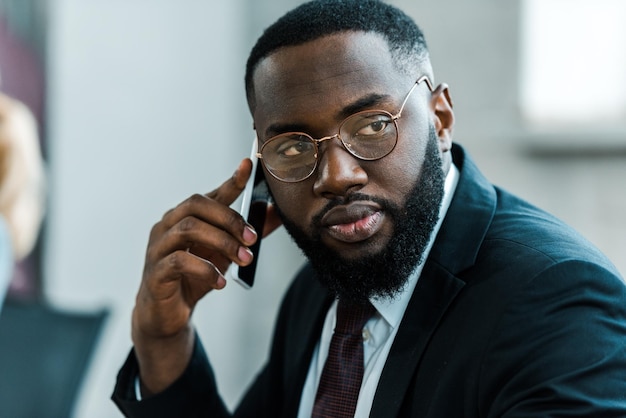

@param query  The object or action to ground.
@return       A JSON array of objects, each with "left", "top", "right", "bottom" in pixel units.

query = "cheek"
[
  {"left": 375, "top": 143, "right": 426, "bottom": 196},
  {"left": 391, "top": 118, "right": 430, "bottom": 167},
  {"left": 267, "top": 181, "right": 315, "bottom": 224},
  {"left": 374, "top": 165, "right": 415, "bottom": 201}
]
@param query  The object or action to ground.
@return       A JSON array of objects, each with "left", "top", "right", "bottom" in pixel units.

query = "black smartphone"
[{"left": 231, "top": 138, "right": 270, "bottom": 289}]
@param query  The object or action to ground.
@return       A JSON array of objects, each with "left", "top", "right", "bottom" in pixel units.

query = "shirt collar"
[{"left": 371, "top": 162, "right": 460, "bottom": 329}]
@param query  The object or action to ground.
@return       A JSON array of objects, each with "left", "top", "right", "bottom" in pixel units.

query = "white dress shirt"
[{"left": 297, "top": 163, "right": 459, "bottom": 417}]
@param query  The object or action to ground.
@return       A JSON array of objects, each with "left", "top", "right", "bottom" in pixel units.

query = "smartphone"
[{"left": 231, "top": 138, "right": 270, "bottom": 289}]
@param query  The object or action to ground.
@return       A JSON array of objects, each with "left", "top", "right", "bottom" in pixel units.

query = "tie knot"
[{"left": 335, "top": 300, "right": 375, "bottom": 335}]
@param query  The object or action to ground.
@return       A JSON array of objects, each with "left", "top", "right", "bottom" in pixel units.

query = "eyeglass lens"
[{"left": 260, "top": 110, "right": 397, "bottom": 182}]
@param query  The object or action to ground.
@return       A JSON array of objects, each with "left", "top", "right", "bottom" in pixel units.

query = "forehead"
[{"left": 251, "top": 32, "right": 410, "bottom": 133}]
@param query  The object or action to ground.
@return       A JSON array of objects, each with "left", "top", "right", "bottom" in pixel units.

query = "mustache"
[{"left": 311, "top": 192, "right": 397, "bottom": 229}]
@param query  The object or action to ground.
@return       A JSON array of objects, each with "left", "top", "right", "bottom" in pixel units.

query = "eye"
[
  {"left": 356, "top": 119, "right": 389, "bottom": 136},
  {"left": 348, "top": 113, "right": 394, "bottom": 138},
  {"left": 275, "top": 136, "right": 315, "bottom": 157}
]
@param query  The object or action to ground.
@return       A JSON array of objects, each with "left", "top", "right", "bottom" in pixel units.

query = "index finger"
[{"left": 206, "top": 158, "right": 253, "bottom": 206}]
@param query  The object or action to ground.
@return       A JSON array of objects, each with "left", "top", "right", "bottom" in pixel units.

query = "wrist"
[{"left": 132, "top": 319, "right": 195, "bottom": 395}]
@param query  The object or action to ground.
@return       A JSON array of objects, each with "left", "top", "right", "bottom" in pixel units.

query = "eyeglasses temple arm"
[{"left": 395, "top": 75, "right": 434, "bottom": 119}]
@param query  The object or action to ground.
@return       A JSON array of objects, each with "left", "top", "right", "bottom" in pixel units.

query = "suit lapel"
[
  {"left": 371, "top": 145, "right": 497, "bottom": 417},
  {"left": 370, "top": 263, "right": 465, "bottom": 417}
]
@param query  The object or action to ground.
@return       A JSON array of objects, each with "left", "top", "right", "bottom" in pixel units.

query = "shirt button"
[{"left": 362, "top": 329, "right": 370, "bottom": 341}]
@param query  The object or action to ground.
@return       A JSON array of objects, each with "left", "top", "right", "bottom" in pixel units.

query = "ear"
[{"left": 430, "top": 83, "right": 454, "bottom": 153}]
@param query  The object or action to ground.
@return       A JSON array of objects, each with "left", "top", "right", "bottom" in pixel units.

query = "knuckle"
[
  {"left": 178, "top": 193, "right": 204, "bottom": 212},
  {"left": 177, "top": 216, "right": 196, "bottom": 234},
  {"left": 225, "top": 209, "right": 245, "bottom": 229},
  {"left": 168, "top": 251, "right": 185, "bottom": 272},
  {"left": 219, "top": 234, "right": 241, "bottom": 259},
  {"left": 188, "top": 193, "right": 207, "bottom": 205}
]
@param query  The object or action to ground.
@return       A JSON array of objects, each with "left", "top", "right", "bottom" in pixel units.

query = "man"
[{"left": 112, "top": 0, "right": 626, "bottom": 416}]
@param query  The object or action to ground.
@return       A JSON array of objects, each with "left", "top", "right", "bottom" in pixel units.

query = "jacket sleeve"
[
  {"left": 111, "top": 333, "right": 231, "bottom": 418},
  {"left": 111, "top": 264, "right": 327, "bottom": 418},
  {"left": 481, "top": 260, "right": 626, "bottom": 417}
]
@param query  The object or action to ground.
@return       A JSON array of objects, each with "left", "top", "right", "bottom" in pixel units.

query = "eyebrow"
[
  {"left": 264, "top": 92, "right": 392, "bottom": 139},
  {"left": 338, "top": 93, "right": 391, "bottom": 119}
]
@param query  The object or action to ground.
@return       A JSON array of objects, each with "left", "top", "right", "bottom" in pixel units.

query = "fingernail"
[
  {"left": 238, "top": 246, "right": 253, "bottom": 263},
  {"left": 216, "top": 275, "right": 227, "bottom": 289},
  {"left": 243, "top": 226, "right": 257, "bottom": 244}
]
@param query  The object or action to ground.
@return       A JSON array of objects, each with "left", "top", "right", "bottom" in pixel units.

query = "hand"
[{"left": 132, "top": 158, "right": 275, "bottom": 395}]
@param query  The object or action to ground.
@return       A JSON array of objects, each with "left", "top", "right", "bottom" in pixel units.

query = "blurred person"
[
  {"left": 0, "top": 82, "right": 46, "bottom": 311},
  {"left": 112, "top": 0, "right": 626, "bottom": 416},
  {"left": 0, "top": 210, "right": 10, "bottom": 308}
]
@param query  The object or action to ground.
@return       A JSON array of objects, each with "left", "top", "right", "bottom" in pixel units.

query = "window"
[{"left": 521, "top": 0, "right": 626, "bottom": 127}]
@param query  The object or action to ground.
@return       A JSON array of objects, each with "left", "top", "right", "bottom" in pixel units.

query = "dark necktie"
[{"left": 312, "top": 300, "right": 376, "bottom": 418}]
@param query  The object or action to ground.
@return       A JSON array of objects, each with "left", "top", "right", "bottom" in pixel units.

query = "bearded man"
[{"left": 113, "top": 1, "right": 626, "bottom": 416}]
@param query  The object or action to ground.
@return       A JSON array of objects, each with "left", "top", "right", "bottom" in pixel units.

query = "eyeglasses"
[{"left": 256, "top": 75, "right": 433, "bottom": 182}]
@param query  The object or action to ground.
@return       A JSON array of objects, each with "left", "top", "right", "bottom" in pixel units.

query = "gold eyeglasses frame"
[{"left": 257, "top": 75, "right": 434, "bottom": 182}]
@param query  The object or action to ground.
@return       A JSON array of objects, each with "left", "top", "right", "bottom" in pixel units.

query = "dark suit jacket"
[{"left": 113, "top": 144, "right": 626, "bottom": 417}]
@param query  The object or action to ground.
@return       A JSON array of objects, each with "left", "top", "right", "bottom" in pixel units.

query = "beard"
[{"left": 275, "top": 126, "right": 446, "bottom": 304}]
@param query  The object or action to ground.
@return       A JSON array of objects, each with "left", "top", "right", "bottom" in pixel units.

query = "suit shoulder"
[{"left": 480, "top": 187, "right": 621, "bottom": 278}]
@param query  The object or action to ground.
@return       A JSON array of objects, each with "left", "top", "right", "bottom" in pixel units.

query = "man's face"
[{"left": 251, "top": 31, "right": 452, "bottom": 302}]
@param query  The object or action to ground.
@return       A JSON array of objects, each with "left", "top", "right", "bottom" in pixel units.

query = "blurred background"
[{"left": 0, "top": 0, "right": 624, "bottom": 416}]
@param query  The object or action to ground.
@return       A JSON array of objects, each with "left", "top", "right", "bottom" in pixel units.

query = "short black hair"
[{"left": 245, "top": 0, "right": 431, "bottom": 110}]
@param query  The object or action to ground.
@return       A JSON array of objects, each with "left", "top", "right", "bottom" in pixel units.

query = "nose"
[{"left": 312, "top": 140, "right": 368, "bottom": 198}]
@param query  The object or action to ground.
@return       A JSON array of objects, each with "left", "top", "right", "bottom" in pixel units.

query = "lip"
[{"left": 321, "top": 202, "right": 385, "bottom": 243}]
